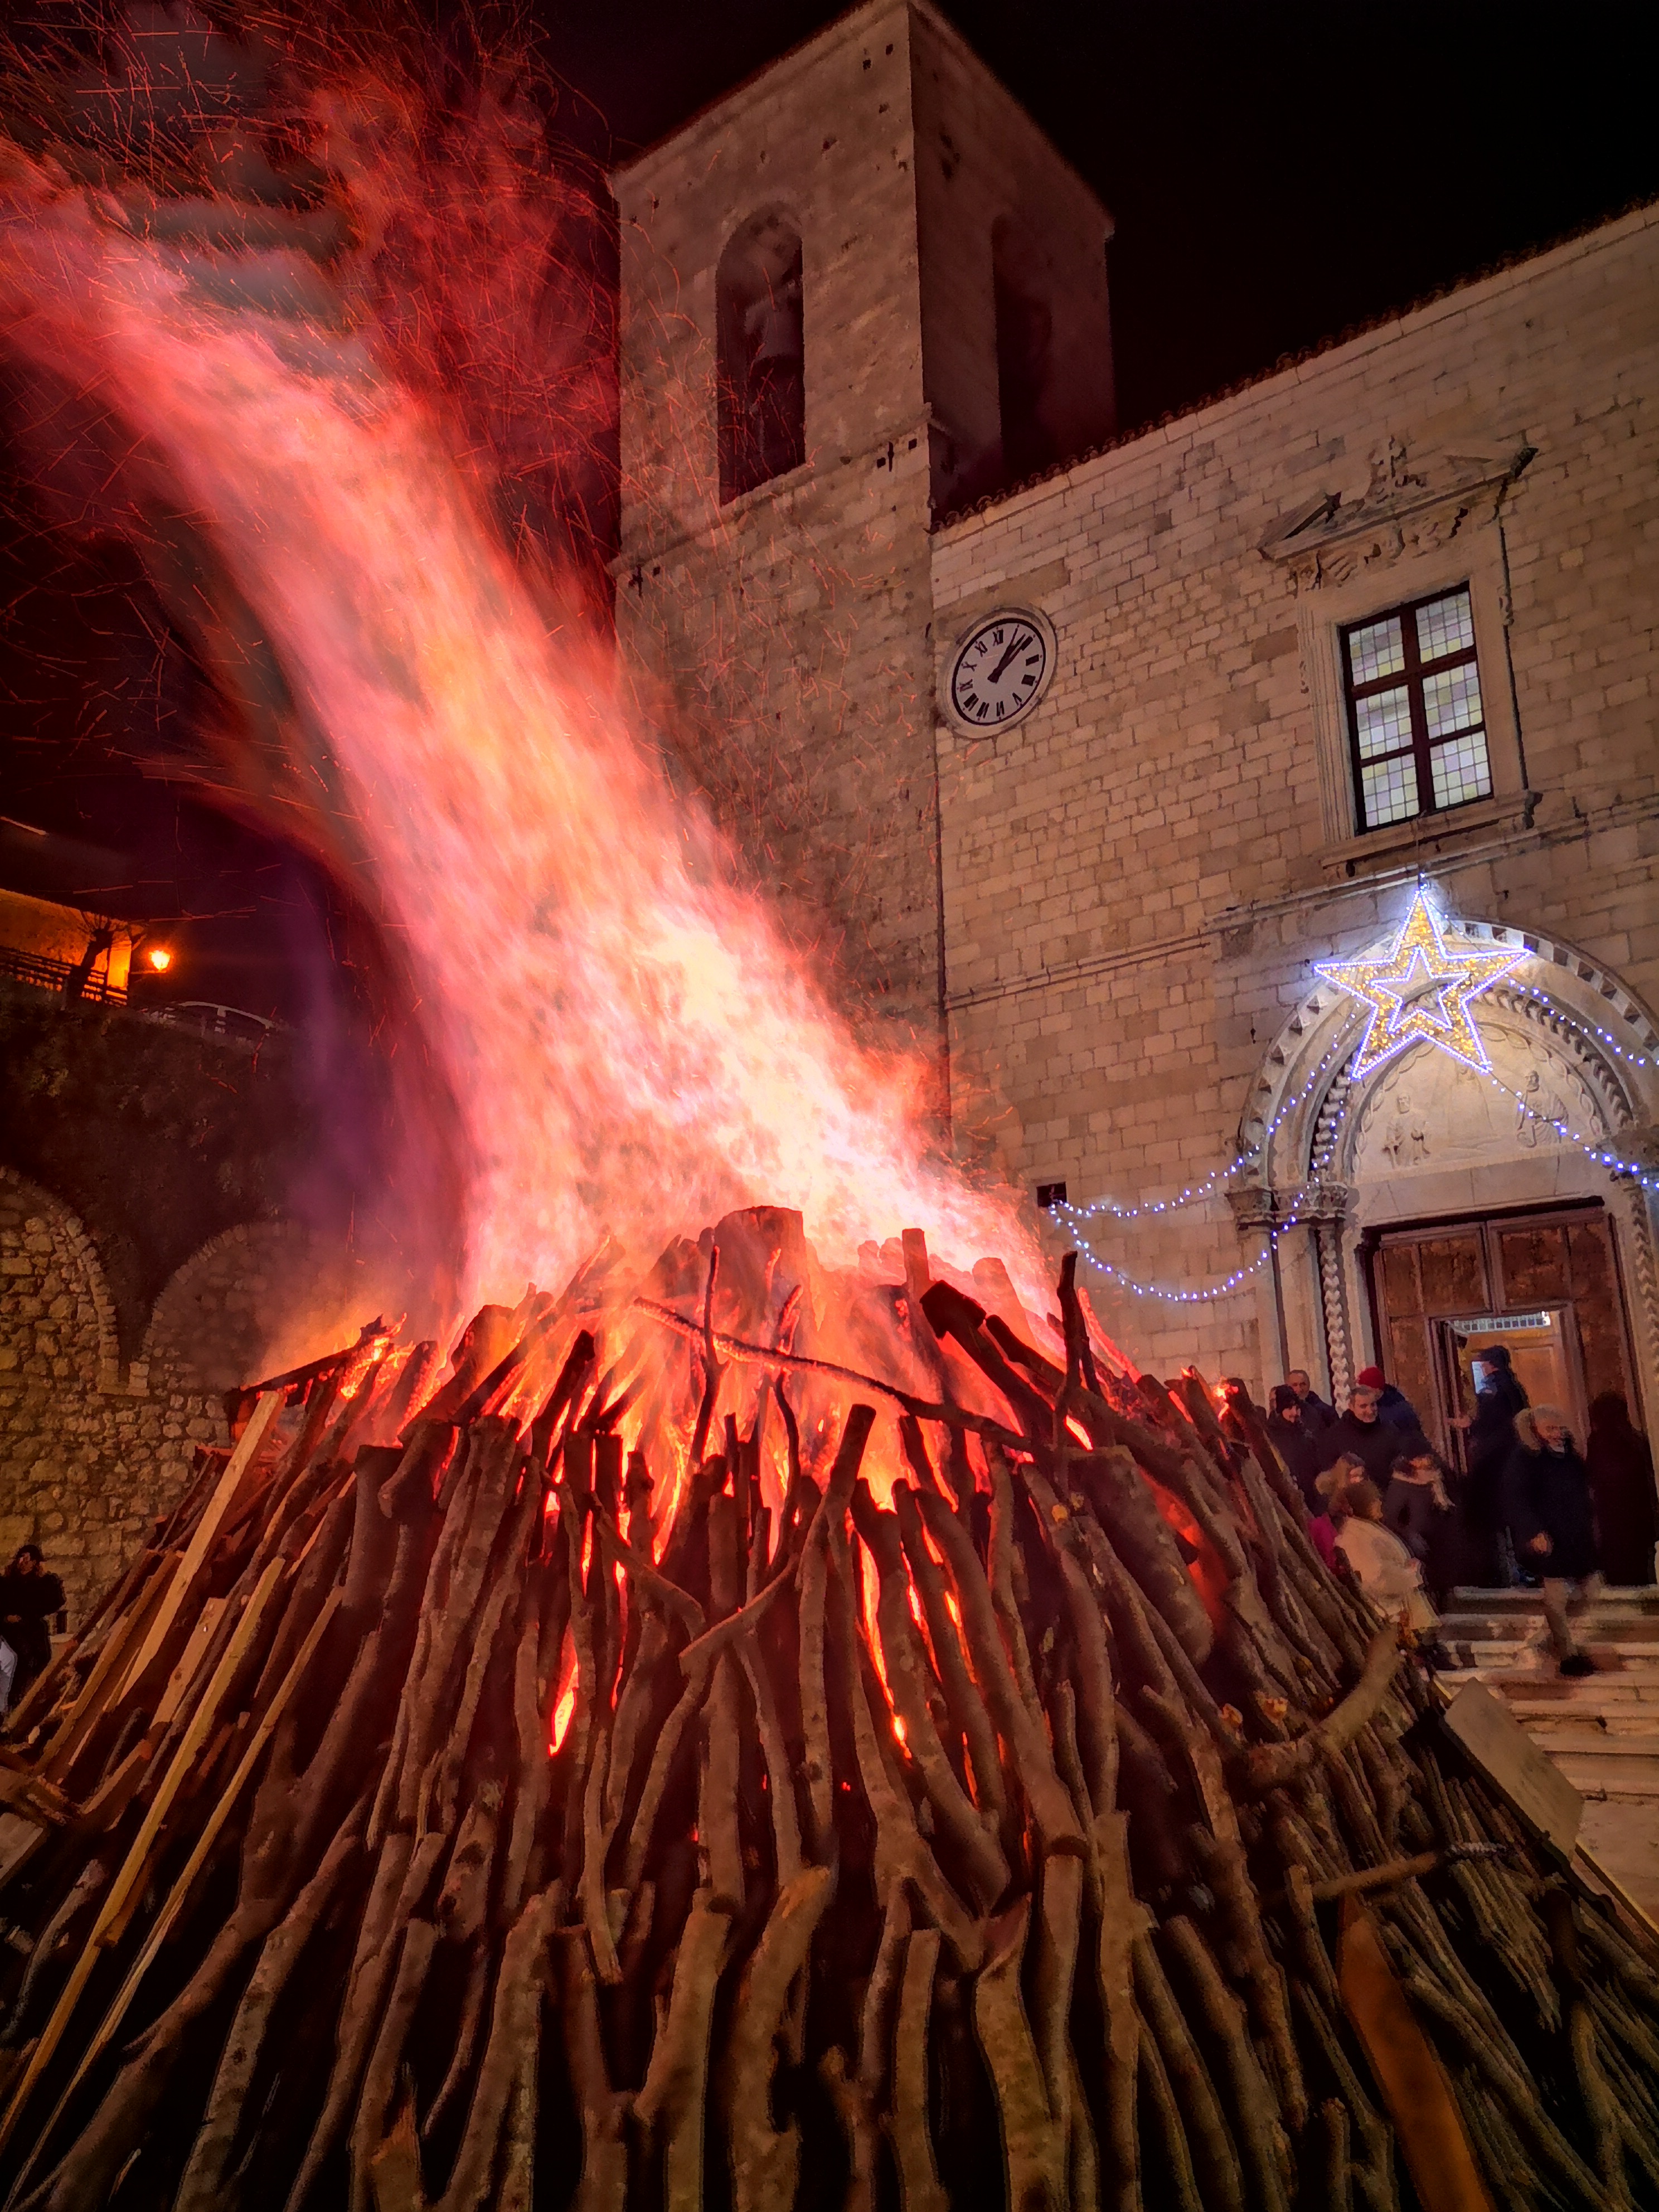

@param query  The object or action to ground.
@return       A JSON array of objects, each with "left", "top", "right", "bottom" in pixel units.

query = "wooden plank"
[
  {"left": 1337, "top": 1899, "right": 1497, "bottom": 2212},
  {"left": 152, "top": 1599, "right": 227, "bottom": 1731},
  {"left": 114, "top": 1393, "right": 282, "bottom": 1706},
  {"left": 3, "top": 1582, "right": 345, "bottom": 2204},
  {"left": 0, "top": 1554, "right": 287, "bottom": 2161},
  {"left": 36, "top": 1558, "right": 178, "bottom": 1786},
  {"left": 1440, "top": 1680, "right": 1583, "bottom": 1857}
]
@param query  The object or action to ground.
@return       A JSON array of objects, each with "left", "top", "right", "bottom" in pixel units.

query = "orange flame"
[
  {"left": 549, "top": 1636, "right": 579, "bottom": 1754},
  {"left": 0, "top": 109, "right": 1054, "bottom": 1329}
]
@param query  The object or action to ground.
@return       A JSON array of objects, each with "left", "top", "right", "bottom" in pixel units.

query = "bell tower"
[{"left": 611, "top": 0, "right": 1113, "bottom": 1048}]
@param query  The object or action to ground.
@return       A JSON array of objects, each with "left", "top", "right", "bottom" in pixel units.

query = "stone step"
[
  {"left": 1530, "top": 1730, "right": 1659, "bottom": 1754},
  {"left": 1555, "top": 1769, "right": 1659, "bottom": 1802},
  {"left": 1438, "top": 1660, "right": 1646, "bottom": 1675},
  {"left": 1440, "top": 1624, "right": 1659, "bottom": 1650},
  {"left": 1446, "top": 1587, "right": 1659, "bottom": 1611}
]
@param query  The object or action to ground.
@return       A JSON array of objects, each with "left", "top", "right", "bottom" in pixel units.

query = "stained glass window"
[{"left": 1341, "top": 586, "right": 1492, "bottom": 832}]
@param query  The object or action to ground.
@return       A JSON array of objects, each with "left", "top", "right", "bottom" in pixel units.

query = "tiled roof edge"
[{"left": 933, "top": 193, "right": 1659, "bottom": 532}]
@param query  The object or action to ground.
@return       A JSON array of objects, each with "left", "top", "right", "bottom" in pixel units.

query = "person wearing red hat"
[{"left": 1355, "top": 1363, "right": 1422, "bottom": 1433}]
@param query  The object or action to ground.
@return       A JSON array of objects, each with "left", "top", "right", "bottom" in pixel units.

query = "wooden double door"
[{"left": 1365, "top": 1202, "right": 1640, "bottom": 1469}]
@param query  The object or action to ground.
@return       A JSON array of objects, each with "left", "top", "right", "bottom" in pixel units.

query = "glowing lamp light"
[
  {"left": 145, "top": 945, "right": 173, "bottom": 972},
  {"left": 1314, "top": 889, "right": 1524, "bottom": 1082}
]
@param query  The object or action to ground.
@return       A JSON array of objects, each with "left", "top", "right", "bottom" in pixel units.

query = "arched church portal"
[{"left": 1233, "top": 913, "right": 1659, "bottom": 1463}]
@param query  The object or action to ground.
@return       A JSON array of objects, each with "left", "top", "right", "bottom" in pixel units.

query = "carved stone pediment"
[{"left": 1258, "top": 436, "right": 1535, "bottom": 593}]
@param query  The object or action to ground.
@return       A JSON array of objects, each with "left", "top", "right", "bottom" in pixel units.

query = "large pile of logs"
[{"left": 0, "top": 1205, "right": 1654, "bottom": 2212}]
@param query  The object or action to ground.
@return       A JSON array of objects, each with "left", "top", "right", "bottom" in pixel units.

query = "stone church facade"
[{"left": 613, "top": 0, "right": 1659, "bottom": 1462}]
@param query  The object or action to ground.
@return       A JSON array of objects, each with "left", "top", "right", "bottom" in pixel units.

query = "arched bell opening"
[{"left": 715, "top": 208, "right": 806, "bottom": 505}]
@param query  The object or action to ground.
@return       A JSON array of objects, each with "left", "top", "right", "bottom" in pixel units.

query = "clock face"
[{"left": 948, "top": 610, "right": 1052, "bottom": 730}]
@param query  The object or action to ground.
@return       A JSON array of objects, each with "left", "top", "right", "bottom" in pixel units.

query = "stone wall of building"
[
  {"left": 931, "top": 203, "right": 1659, "bottom": 1396},
  {"left": 0, "top": 977, "right": 394, "bottom": 1619},
  {"left": 611, "top": 0, "right": 1114, "bottom": 1044},
  {"left": 0, "top": 1170, "right": 208, "bottom": 1625},
  {"left": 0, "top": 1170, "right": 362, "bottom": 1626}
]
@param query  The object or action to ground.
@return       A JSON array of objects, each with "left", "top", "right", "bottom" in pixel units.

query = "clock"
[{"left": 946, "top": 607, "right": 1055, "bottom": 731}]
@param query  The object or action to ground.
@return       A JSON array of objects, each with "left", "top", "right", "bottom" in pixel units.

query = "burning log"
[{"left": 0, "top": 1211, "right": 1652, "bottom": 2211}]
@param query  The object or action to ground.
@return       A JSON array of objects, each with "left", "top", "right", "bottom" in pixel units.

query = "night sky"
[{"left": 1, "top": 0, "right": 1654, "bottom": 1020}]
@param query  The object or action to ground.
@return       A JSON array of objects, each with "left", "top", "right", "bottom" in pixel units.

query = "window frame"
[{"left": 1340, "top": 583, "right": 1492, "bottom": 833}]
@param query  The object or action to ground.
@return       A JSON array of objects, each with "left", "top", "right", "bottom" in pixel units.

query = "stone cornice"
[{"left": 1258, "top": 438, "right": 1535, "bottom": 590}]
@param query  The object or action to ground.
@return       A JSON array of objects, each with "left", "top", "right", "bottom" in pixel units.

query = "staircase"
[{"left": 1437, "top": 1585, "right": 1659, "bottom": 1921}]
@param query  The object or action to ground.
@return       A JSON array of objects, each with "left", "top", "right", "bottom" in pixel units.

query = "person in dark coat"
[
  {"left": 1384, "top": 1443, "right": 1459, "bottom": 1599},
  {"left": 1286, "top": 1369, "right": 1336, "bottom": 1435},
  {"left": 1503, "top": 1406, "right": 1600, "bottom": 1675},
  {"left": 1265, "top": 1384, "right": 1326, "bottom": 1511},
  {"left": 1354, "top": 1364, "right": 1422, "bottom": 1432},
  {"left": 1318, "top": 1384, "right": 1425, "bottom": 1488},
  {"left": 1585, "top": 1392, "right": 1658, "bottom": 1587},
  {"left": 0, "top": 1545, "right": 65, "bottom": 1704},
  {"left": 1455, "top": 1343, "right": 1528, "bottom": 1587}
]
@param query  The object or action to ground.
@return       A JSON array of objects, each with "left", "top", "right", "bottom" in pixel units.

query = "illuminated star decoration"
[{"left": 1315, "top": 889, "right": 1526, "bottom": 1082}]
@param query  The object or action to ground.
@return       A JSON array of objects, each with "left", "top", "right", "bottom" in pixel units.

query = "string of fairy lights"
[
  {"left": 1053, "top": 1037, "right": 1352, "bottom": 1224},
  {"left": 1050, "top": 937, "right": 1658, "bottom": 1304},
  {"left": 1054, "top": 1076, "right": 1361, "bottom": 1304}
]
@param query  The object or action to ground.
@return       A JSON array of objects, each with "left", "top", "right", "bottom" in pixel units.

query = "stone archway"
[
  {"left": 1231, "top": 911, "right": 1659, "bottom": 1445},
  {"left": 0, "top": 1185, "right": 389, "bottom": 1626},
  {"left": 0, "top": 1168, "right": 154, "bottom": 1620}
]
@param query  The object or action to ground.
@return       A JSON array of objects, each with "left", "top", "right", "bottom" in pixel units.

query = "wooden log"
[
  {"left": 717, "top": 1865, "right": 835, "bottom": 2212},
  {"left": 634, "top": 1890, "right": 731, "bottom": 2209},
  {"left": 172, "top": 1814, "right": 363, "bottom": 2211},
  {"left": 973, "top": 1899, "right": 1064, "bottom": 2212},
  {"left": 886, "top": 1928, "right": 948, "bottom": 2212}
]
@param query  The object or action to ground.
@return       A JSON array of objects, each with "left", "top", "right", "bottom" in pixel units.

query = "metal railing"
[{"left": 0, "top": 944, "right": 127, "bottom": 1005}]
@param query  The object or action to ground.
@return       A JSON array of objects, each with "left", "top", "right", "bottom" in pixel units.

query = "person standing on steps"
[
  {"left": 1503, "top": 1406, "right": 1603, "bottom": 1677},
  {"left": 1322, "top": 1472, "right": 1448, "bottom": 1659}
]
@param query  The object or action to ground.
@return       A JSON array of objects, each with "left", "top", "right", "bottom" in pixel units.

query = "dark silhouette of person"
[
  {"left": 1503, "top": 1406, "right": 1600, "bottom": 1674},
  {"left": 1454, "top": 1343, "right": 1528, "bottom": 1585},
  {"left": 0, "top": 1544, "right": 66, "bottom": 1702},
  {"left": 1265, "top": 1384, "right": 1325, "bottom": 1510},
  {"left": 1585, "top": 1391, "right": 1657, "bottom": 1587},
  {"left": 1384, "top": 1443, "right": 1459, "bottom": 1601}
]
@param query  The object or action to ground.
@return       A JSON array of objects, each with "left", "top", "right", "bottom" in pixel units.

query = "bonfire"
[{"left": 0, "top": 1208, "right": 1651, "bottom": 2212}]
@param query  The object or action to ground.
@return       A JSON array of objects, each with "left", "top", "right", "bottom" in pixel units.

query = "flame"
[
  {"left": 0, "top": 113, "right": 1048, "bottom": 1326},
  {"left": 549, "top": 1636, "right": 578, "bottom": 1753}
]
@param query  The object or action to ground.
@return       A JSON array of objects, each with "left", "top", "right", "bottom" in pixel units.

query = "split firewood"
[{"left": 0, "top": 1220, "right": 1643, "bottom": 2212}]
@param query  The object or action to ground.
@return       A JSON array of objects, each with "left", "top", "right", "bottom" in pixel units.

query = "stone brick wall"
[
  {"left": 0, "top": 1173, "right": 348, "bottom": 1626},
  {"left": 611, "top": 0, "right": 1113, "bottom": 1045},
  {"left": 930, "top": 204, "right": 1659, "bottom": 1398},
  {"left": 0, "top": 1170, "right": 205, "bottom": 1625}
]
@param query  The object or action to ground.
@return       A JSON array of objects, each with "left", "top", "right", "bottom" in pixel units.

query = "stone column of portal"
[
  {"left": 1609, "top": 1126, "right": 1659, "bottom": 1466},
  {"left": 1228, "top": 1185, "right": 1289, "bottom": 1400},
  {"left": 1299, "top": 1183, "right": 1358, "bottom": 1416}
]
